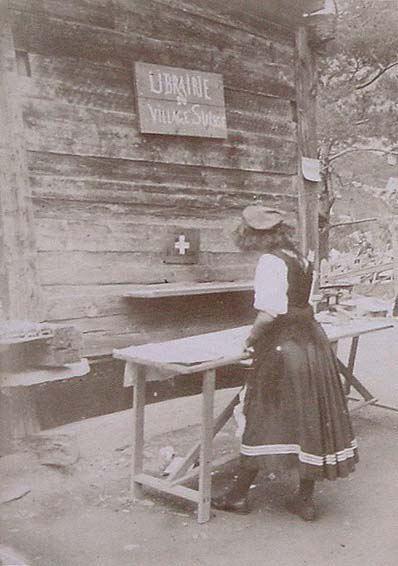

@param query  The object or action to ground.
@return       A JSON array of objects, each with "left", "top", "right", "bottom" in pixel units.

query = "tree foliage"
[
  {"left": 315, "top": 0, "right": 398, "bottom": 255},
  {"left": 318, "top": 0, "right": 398, "bottom": 154}
]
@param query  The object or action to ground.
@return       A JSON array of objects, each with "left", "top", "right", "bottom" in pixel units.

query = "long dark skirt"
[{"left": 241, "top": 309, "right": 358, "bottom": 480}]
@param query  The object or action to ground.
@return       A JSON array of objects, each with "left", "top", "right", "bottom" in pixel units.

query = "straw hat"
[{"left": 242, "top": 204, "right": 288, "bottom": 230}]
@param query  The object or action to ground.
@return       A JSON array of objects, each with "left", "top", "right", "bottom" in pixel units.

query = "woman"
[{"left": 212, "top": 204, "right": 358, "bottom": 521}]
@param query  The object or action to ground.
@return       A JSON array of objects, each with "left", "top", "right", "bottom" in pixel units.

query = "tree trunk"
[
  {"left": 318, "top": 160, "right": 335, "bottom": 260},
  {"left": 319, "top": 216, "right": 330, "bottom": 261}
]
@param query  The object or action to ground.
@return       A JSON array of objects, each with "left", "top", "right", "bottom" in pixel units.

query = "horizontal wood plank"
[
  {"left": 155, "top": 0, "right": 295, "bottom": 45},
  {"left": 43, "top": 287, "right": 253, "bottom": 319},
  {"left": 20, "top": 54, "right": 296, "bottom": 137},
  {"left": 44, "top": 293, "right": 128, "bottom": 320},
  {"left": 28, "top": 151, "right": 296, "bottom": 191},
  {"left": 9, "top": 0, "right": 115, "bottom": 29},
  {"left": 46, "top": 294, "right": 253, "bottom": 332},
  {"left": 225, "top": 91, "right": 296, "bottom": 139},
  {"left": 73, "top": 313, "right": 253, "bottom": 357},
  {"left": 185, "top": 0, "right": 325, "bottom": 28},
  {"left": 10, "top": 0, "right": 297, "bottom": 49},
  {"left": 123, "top": 281, "right": 253, "bottom": 298},
  {"left": 133, "top": 473, "right": 199, "bottom": 503},
  {"left": 21, "top": 54, "right": 134, "bottom": 112},
  {"left": 11, "top": 10, "right": 295, "bottom": 99},
  {"left": 19, "top": 81, "right": 296, "bottom": 138},
  {"left": 115, "top": 0, "right": 294, "bottom": 66},
  {"left": 31, "top": 181, "right": 297, "bottom": 219},
  {"left": 22, "top": 100, "right": 297, "bottom": 173},
  {"left": 83, "top": 332, "right": 142, "bottom": 357},
  {"left": 60, "top": 313, "right": 137, "bottom": 335},
  {"left": 35, "top": 218, "right": 245, "bottom": 253},
  {"left": 41, "top": 284, "right": 255, "bottom": 356},
  {"left": 38, "top": 250, "right": 259, "bottom": 285},
  {"left": 32, "top": 198, "right": 298, "bottom": 237}
]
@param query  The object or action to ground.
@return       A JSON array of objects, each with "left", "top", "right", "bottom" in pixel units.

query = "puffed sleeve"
[{"left": 253, "top": 254, "right": 288, "bottom": 317}]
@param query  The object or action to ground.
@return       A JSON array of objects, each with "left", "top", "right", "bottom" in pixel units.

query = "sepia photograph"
[{"left": 0, "top": 0, "right": 397, "bottom": 564}]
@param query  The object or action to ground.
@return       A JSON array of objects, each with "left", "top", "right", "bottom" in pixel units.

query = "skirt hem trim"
[{"left": 240, "top": 439, "right": 358, "bottom": 466}]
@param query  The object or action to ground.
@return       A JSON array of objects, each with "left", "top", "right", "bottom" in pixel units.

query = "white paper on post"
[{"left": 302, "top": 157, "right": 321, "bottom": 182}]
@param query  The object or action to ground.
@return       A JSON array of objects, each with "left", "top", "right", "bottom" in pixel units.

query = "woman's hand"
[
  {"left": 246, "top": 311, "right": 274, "bottom": 347},
  {"left": 242, "top": 343, "right": 254, "bottom": 359}
]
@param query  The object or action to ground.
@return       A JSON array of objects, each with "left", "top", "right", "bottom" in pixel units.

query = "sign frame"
[
  {"left": 163, "top": 227, "right": 200, "bottom": 265},
  {"left": 134, "top": 62, "right": 228, "bottom": 139}
]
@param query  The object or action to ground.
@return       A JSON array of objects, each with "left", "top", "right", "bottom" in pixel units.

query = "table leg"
[
  {"left": 345, "top": 336, "right": 359, "bottom": 394},
  {"left": 167, "top": 392, "right": 239, "bottom": 484},
  {"left": 198, "top": 369, "right": 216, "bottom": 524},
  {"left": 130, "top": 364, "right": 146, "bottom": 499},
  {"left": 337, "top": 359, "right": 375, "bottom": 403},
  {"left": 332, "top": 339, "right": 359, "bottom": 396}
]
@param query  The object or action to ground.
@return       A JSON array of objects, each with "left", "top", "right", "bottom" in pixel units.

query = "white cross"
[{"left": 174, "top": 234, "right": 190, "bottom": 255}]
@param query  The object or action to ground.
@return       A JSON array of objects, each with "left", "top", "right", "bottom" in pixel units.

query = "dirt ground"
[{"left": 1, "top": 323, "right": 398, "bottom": 566}]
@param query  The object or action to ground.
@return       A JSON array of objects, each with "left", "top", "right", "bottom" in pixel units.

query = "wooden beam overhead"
[{"left": 209, "top": 0, "right": 327, "bottom": 28}]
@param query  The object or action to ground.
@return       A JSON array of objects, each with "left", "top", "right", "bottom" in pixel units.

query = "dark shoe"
[
  {"left": 211, "top": 494, "right": 251, "bottom": 515},
  {"left": 285, "top": 494, "right": 316, "bottom": 522}
]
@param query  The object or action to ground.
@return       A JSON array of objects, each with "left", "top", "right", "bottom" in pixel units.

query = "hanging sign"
[{"left": 134, "top": 62, "right": 227, "bottom": 138}]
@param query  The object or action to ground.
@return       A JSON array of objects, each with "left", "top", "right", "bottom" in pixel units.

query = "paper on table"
[
  {"left": 125, "top": 327, "right": 250, "bottom": 366},
  {"left": 133, "top": 341, "right": 223, "bottom": 365}
]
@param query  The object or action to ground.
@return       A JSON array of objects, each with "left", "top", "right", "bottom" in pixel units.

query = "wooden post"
[
  {"left": 130, "top": 364, "right": 146, "bottom": 499},
  {"left": 295, "top": 26, "right": 320, "bottom": 276},
  {"left": 0, "top": 2, "right": 42, "bottom": 453},
  {"left": 198, "top": 368, "right": 215, "bottom": 524},
  {"left": 0, "top": 1, "right": 41, "bottom": 322}
]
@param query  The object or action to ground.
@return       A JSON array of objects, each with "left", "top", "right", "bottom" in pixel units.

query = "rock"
[{"left": 158, "top": 445, "right": 175, "bottom": 472}]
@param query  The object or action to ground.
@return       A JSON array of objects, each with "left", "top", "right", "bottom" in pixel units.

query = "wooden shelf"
[{"left": 123, "top": 280, "right": 254, "bottom": 299}]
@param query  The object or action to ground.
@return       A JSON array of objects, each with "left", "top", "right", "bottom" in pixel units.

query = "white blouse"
[{"left": 253, "top": 253, "right": 288, "bottom": 317}]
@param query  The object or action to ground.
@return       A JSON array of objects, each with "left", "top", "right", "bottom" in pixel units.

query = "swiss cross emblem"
[
  {"left": 174, "top": 234, "right": 190, "bottom": 255},
  {"left": 164, "top": 228, "right": 200, "bottom": 264}
]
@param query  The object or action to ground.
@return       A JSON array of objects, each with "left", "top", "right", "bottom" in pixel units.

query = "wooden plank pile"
[
  {"left": 0, "top": 320, "right": 85, "bottom": 455},
  {"left": 0, "top": 320, "right": 82, "bottom": 369}
]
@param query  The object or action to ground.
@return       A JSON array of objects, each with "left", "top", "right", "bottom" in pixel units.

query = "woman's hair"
[{"left": 234, "top": 221, "right": 297, "bottom": 252}]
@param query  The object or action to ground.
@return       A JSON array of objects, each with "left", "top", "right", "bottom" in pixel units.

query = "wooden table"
[{"left": 113, "top": 318, "right": 393, "bottom": 523}]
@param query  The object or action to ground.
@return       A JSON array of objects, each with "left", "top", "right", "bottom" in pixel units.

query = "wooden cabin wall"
[{"left": 9, "top": 0, "right": 299, "bottom": 356}]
